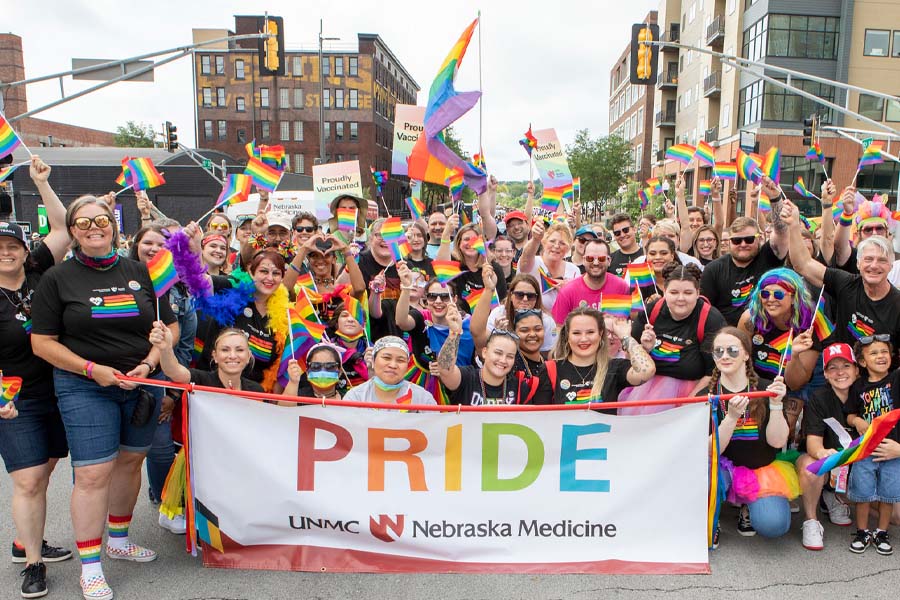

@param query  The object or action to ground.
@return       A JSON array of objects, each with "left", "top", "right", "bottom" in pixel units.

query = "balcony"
[
  {"left": 660, "top": 24, "right": 680, "bottom": 53},
  {"left": 703, "top": 70, "right": 722, "bottom": 98},
  {"left": 704, "top": 126, "right": 719, "bottom": 143},
  {"left": 706, "top": 15, "right": 725, "bottom": 48},
  {"left": 656, "top": 69, "right": 678, "bottom": 90},
  {"left": 655, "top": 109, "right": 676, "bottom": 128}
]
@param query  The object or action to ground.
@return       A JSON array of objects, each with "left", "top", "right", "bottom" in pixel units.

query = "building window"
[
  {"left": 280, "top": 121, "right": 290, "bottom": 141},
  {"left": 217, "top": 120, "right": 227, "bottom": 140},
  {"left": 349, "top": 56, "right": 358, "bottom": 76},
  {"left": 236, "top": 97, "right": 245, "bottom": 112},
  {"left": 894, "top": 31, "right": 900, "bottom": 57},
  {"left": 215, "top": 55, "right": 225, "bottom": 75},
  {"left": 859, "top": 94, "right": 885, "bottom": 121},
  {"left": 763, "top": 80, "right": 835, "bottom": 123},
  {"left": 335, "top": 89, "right": 344, "bottom": 108},
  {"left": 202, "top": 88, "right": 212, "bottom": 107},
  {"left": 323, "top": 89, "right": 331, "bottom": 108},
  {"left": 767, "top": 15, "right": 840, "bottom": 59},
  {"left": 294, "top": 88, "right": 304, "bottom": 108},
  {"left": 322, "top": 57, "right": 330, "bottom": 77},
  {"left": 203, "top": 120, "right": 213, "bottom": 140},
  {"left": 324, "top": 122, "right": 331, "bottom": 140},
  {"left": 635, "top": 144, "right": 643, "bottom": 170},
  {"left": 294, "top": 154, "right": 303, "bottom": 174},
  {"left": 235, "top": 59, "right": 245, "bottom": 79},
  {"left": 216, "top": 88, "right": 225, "bottom": 107},
  {"left": 864, "top": 29, "right": 891, "bottom": 56},
  {"left": 349, "top": 89, "right": 358, "bottom": 109},
  {"left": 742, "top": 16, "right": 768, "bottom": 62},
  {"left": 292, "top": 56, "right": 302, "bottom": 77},
  {"left": 261, "top": 121, "right": 270, "bottom": 139},
  {"left": 350, "top": 122, "right": 358, "bottom": 141},
  {"left": 260, "top": 88, "right": 269, "bottom": 108},
  {"left": 294, "top": 121, "right": 303, "bottom": 141},
  {"left": 888, "top": 99, "right": 900, "bottom": 122},
  {"left": 637, "top": 107, "right": 643, "bottom": 135},
  {"left": 738, "top": 80, "right": 764, "bottom": 127},
  {"left": 200, "top": 55, "right": 210, "bottom": 75},
  {"left": 280, "top": 88, "right": 290, "bottom": 108},
  {"left": 334, "top": 57, "right": 344, "bottom": 76},
  {"left": 335, "top": 122, "right": 344, "bottom": 141}
]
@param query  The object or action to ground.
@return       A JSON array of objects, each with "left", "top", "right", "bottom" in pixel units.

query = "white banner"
[{"left": 188, "top": 391, "right": 710, "bottom": 574}]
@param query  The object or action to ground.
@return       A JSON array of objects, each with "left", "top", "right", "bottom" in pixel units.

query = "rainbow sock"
[
  {"left": 76, "top": 538, "right": 103, "bottom": 577},
  {"left": 106, "top": 514, "right": 131, "bottom": 550}
]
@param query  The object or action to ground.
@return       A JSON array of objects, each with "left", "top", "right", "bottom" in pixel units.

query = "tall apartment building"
[
  {"left": 648, "top": 0, "right": 900, "bottom": 209},
  {"left": 609, "top": 11, "right": 658, "bottom": 186},
  {"left": 192, "top": 15, "right": 419, "bottom": 210}
]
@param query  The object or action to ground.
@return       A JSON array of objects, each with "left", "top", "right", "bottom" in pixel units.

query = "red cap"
[
  {"left": 503, "top": 210, "right": 528, "bottom": 224},
  {"left": 823, "top": 343, "right": 855, "bottom": 367}
]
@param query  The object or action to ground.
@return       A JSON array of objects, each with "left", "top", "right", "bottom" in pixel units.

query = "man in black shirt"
[{"left": 607, "top": 214, "right": 644, "bottom": 279}]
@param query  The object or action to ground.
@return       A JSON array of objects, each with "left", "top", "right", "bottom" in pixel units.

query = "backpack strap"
[
  {"left": 545, "top": 359, "right": 557, "bottom": 391},
  {"left": 697, "top": 297, "right": 712, "bottom": 343},
  {"left": 649, "top": 297, "right": 664, "bottom": 325}
]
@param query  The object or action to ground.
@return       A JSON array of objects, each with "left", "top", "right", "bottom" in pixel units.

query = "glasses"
[
  {"left": 495, "top": 248, "right": 515, "bottom": 255},
  {"left": 613, "top": 227, "right": 631, "bottom": 237},
  {"left": 489, "top": 329, "right": 520, "bottom": 341},
  {"left": 712, "top": 346, "right": 742, "bottom": 359},
  {"left": 208, "top": 222, "right": 230, "bottom": 232},
  {"left": 576, "top": 237, "right": 595, "bottom": 244},
  {"left": 861, "top": 225, "right": 887, "bottom": 235},
  {"left": 730, "top": 235, "right": 758, "bottom": 246},
  {"left": 425, "top": 292, "right": 452, "bottom": 302},
  {"left": 859, "top": 334, "right": 891, "bottom": 346},
  {"left": 760, "top": 289, "right": 789, "bottom": 300},
  {"left": 73, "top": 215, "right": 111, "bottom": 230},
  {"left": 511, "top": 291, "right": 539, "bottom": 301},
  {"left": 583, "top": 255, "right": 608, "bottom": 264},
  {"left": 308, "top": 361, "right": 340, "bottom": 372},
  {"left": 295, "top": 226, "right": 316, "bottom": 233},
  {"left": 697, "top": 237, "right": 717, "bottom": 245}
]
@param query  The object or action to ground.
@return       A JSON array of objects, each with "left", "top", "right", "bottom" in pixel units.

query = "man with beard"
[
  {"left": 552, "top": 239, "right": 629, "bottom": 324},
  {"left": 502, "top": 210, "right": 530, "bottom": 269},
  {"left": 425, "top": 210, "right": 448, "bottom": 259},
  {"left": 607, "top": 214, "right": 644, "bottom": 279}
]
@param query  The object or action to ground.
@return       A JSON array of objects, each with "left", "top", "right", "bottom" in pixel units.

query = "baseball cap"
[
  {"left": 503, "top": 210, "right": 527, "bottom": 224},
  {"left": 266, "top": 211, "right": 292, "bottom": 232},
  {"left": 575, "top": 225, "right": 599, "bottom": 239},
  {"left": 0, "top": 221, "right": 27, "bottom": 247},
  {"left": 823, "top": 343, "right": 855, "bottom": 368}
]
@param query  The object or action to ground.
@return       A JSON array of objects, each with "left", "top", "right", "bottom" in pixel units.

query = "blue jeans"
[
  {"left": 0, "top": 396, "right": 68, "bottom": 473},
  {"left": 146, "top": 418, "right": 176, "bottom": 503},
  {"left": 848, "top": 455, "right": 900, "bottom": 503},
  {"left": 747, "top": 496, "right": 791, "bottom": 538}
]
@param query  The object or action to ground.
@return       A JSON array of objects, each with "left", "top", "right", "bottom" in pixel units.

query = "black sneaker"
[
  {"left": 11, "top": 541, "right": 72, "bottom": 564},
  {"left": 20, "top": 562, "right": 47, "bottom": 599},
  {"left": 873, "top": 529, "right": 893, "bottom": 555},
  {"left": 712, "top": 526, "right": 720, "bottom": 550},
  {"left": 737, "top": 505, "right": 756, "bottom": 537},
  {"left": 850, "top": 528, "right": 872, "bottom": 553}
]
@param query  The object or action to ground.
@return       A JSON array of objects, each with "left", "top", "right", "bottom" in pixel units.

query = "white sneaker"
[
  {"left": 820, "top": 489, "right": 852, "bottom": 526},
  {"left": 158, "top": 512, "right": 187, "bottom": 535},
  {"left": 802, "top": 519, "right": 824, "bottom": 551}
]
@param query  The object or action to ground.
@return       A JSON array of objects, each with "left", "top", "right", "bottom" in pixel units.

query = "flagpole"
[
  {"left": 477, "top": 10, "right": 483, "bottom": 155},
  {"left": 115, "top": 184, "right": 135, "bottom": 197},
  {"left": 287, "top": 308, "right": 296, "bottom": 360},
  {"left": 195, "top": 191, "right": 240, "bottom": 224}
]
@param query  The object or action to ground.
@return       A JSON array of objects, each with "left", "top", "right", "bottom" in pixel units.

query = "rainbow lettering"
[{"left": 91, "top": 294, "right": 139, "bottom": 319}]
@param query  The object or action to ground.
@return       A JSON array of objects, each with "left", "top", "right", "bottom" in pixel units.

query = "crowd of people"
[{"left": 2, "top": 154, "right": 900, "bottom": 598}]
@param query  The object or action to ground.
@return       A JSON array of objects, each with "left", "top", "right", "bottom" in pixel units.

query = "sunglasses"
[
  {"left": 73, "top": 215, "right": 112, "bottom": 230},
  {"left": 511, "top": 291, "right": 538, "bottom": 301},
  {"left": 730, "top": 235, "right": 758, "bottom": 246},
  {"left": 295, "top": 226, "right": 316, "bottom": 233},
  {"left": 576, "top": 237, "right": 595, "bottom": 244},
  {"left": 425, "top": 292, "right": 452, "bottom": 302},
  {"left": 489, "top": 329, "right": 520, "bottom": 341},
  {"left": 308, "top": 361, "right": 340, "bottom": 371},
  {"left": 613, "top": 226, "right": 631, "bottom": 237},
  {"left": 712, "top": 345, "right": 742, "bottom": 359},
  {"left": 859, "top": 334, "right": 891, "bottom": 346},
  {"left": 760, "top": 289, "right": 789, "bottom": 300},
  {"left": 583, "top": 255, "right": 609, "bottom": 264},
  {"left": 514, "top": 308, "right": 542, "bottom": 322},
  {"left": 208, "top": 222, "right": 230, "bottom": 231},
  {"left": 861, "top": 225, "right": 887, "bottom": 235}
]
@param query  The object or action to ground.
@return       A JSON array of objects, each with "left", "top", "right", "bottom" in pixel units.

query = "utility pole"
[{"left": 318, "top": 19, "right": 339, "bottom": 164}]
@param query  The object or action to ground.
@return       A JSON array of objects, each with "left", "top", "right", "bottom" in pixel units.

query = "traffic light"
[
  {"left": 164, "top": 121, "right": 178, "bottom": 152},
  {"left": 629, "top": 23, "right": 659, "bottom": 85},
  {"left": 258, "top": 16, "right": 286, "bottom": 76},
  {"left": 802, "top": 115, "right": 816, "bottom": 146}
]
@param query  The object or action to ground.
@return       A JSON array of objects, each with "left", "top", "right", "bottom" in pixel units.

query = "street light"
[{"left": 319, "top": 19, "right": 340, "bottom": 164}]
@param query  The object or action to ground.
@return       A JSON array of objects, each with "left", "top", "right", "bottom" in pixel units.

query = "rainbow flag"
[
  {"left": 665, "top": 143, "right": 696, "bottom": 165},
  {"left": 712, "top": 162, "right": 737, "bottom": 181},
  {"left": 432, "top": 260, "right": 462, "bottom": 284},
  {"left": 336, "top": 207, "right": 358, "bottom": 233},
  {"left": 0, "top": 114, "right": 24, "bottom": 159},
  {"left": 754, "top": 330, "right": 791, "bottom": 377},
  {"left": 758, "top": 194, "right": 772, "bottom": 213},
  {"left": 694, "top": 140, "right": 716, "bottom": 167},
  {"left": 638, "top": 188, "right": 650, "bottom": 210},
  {"left": 698, "top": 180, "right": 712, "bottom": 196},
  {"left": 808, "top": 409, "right": 900, "bottom": 476},
  {"left": 630, "top": 285, "right": 644, "bottom": 312},
  {"left": 388, "top": 239, "right": 412, "bottom": 262},
  {"left": 793, "top": 177, "right": 816, "bottom": 199},
  {"left": 737, "top": 150, "right": 763, "bottom": 183},
  {"left": 562, "top": 182, "right": 575, "bottom": 203},
  {"left": 258, "top": 145, "right": 286, "bottom": 171},
  {"left": 572, "top": 177, "right": 581, "bottom": 196},
  {"left": 832, "top": 204, "right": 843, "bottom": 222},
  {"left": 371, "top": 167, "right": 390, "bottom": 196},
  {"left": 0, "top": 376, "right": 22, "bottom": 407},
  {"left": 277, "top": 309, "right": 323, "bottom": 384},
  {"left": 519, "top": 124, "right": 538, "bottom": 156},
  {"left": 541, "top": 186, "right": 563, "bottom": 212},
  {"left": 0, "top": 163, "right": 24, "bottom": 184},
  {"left": 600, "top": 294, "right": 632, "bottom": 318},
  {"left": 762, "top": 147, "right": 781, "bottom": 184},
  {"left": 244, "top": 157, "right": 282, "bottom": 191},
  {"left": 123, "top": 157, "right": 165, "bottom": 191},
  {"left": 380, "top": 216, "right": 405, "bottom": 242},
  {"left": 147, "top": 248, "right": 179, "bottom": 297},
  {"left": 294, "top": 290, "right": 320, "bottom": 323},
  {"left": 216, "top": 174, "right": 252, "bottom": 206},
  {"left": 812, "top": 294, "right": 835, "bottom": 340},
  {"left": 805, "top": 143, "right": 825, "bottom": 164},
  {"left": 295, "top": 271, "right": 317, "bottom": 293},
  {"left": 340, "top": 292, "right": 368, "bottom": 331},
  {"left": 406, "top": 194, "right": 426, "bottom": 220},
  {"left": 470, "top": 234, "right": 487, "bottom": 258},
  {"left": 626, "top": 262, "right": 655, "bottom": 288},
  {"left": 780, "top": 330, "right": 794, "bottom": 367},
  {"left": 472, "top": 152, "right": 487, "bottom": 172},
  {"left": 445, "top": 167, "right": 465, "bottom": 201},
  {"left": 115, "top": 158, "right": 133, "bottom": 187},
  {"left": 538, "top": 267, "right": 561, "bottom": 294},
  {"left": 646, "top": 177, "right": 662, "bottom": 194},
  {"left": 461, "top": 286, "right": 499, "bottom": 312},
  {"left": 858, "top": 142, "right": 884, "bottom": 169}
]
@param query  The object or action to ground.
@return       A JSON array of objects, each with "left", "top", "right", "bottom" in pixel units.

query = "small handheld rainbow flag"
[
  {"left": 812, "top": 293, "right": 835, "bottom": 341},
  {"left": 0, "top": 114, "right": 24, "bottom": 159},
  {"left": 246, "top": 141, "right": 286, "bottom": 171},
  {"left": 807, "top": 409, "right": 900, "bottom": 476},
  {"left": 562, "top": 182, "right": 575, "bottom": 204},
  {"left": 538, "top": 267, "right": 561, "bottom": 294},
  {"left": 244, "top": 157, "right": 282, "bottom": 191},
  {"left": 694, "top": 140, "right": 716, "bottom": 167},
  {"left": 519, "top": 125, "right": 538, "bottom": 156},
  {"left": 336, "top": 207, "right": 358, "bottom": 233},
  {"left": 432, "top": 260, "right": 462, "bottom": 284},
  {"left": 295, "top": 271, "right": 317, "bottom": 292},
  {"left": 805, "top": 143, "right": 825, "bottom": 164},
  {"left": 712, "top": 162, "right": 737, "bottom": 181},
  {"left": 216, "top": 174, "right": 252, "bottom": 206},
  {"left": 761, "top": 147, "right": 781, "bottom": 184},
  {"left": 626, "top": 262, "right": 655, "bottom": 288},
  {"left": 387, "top": 239, "right": 412, "bottom": 263},
  {"left": 340, "top": 292, "right": 368, "bottom": 331},
  {"left": 541, "top": 186, "right": 563, "bottom": 212},
  {"left": 0, "top": 162, "right": 27, "bottom": 184},
  {"left": 445, "top": 168, "right": 465, "bottom": 201},
  {"left": 737, "top": 150, "right": 763, "bottom": 183},
  {"left": 600, "top": 294, "right": 632, "bottom": 318},
  {"left": 758, "top": 194, "right": 772, "bottom": 213},
  {"left": 776, "top": 329, "right": 793, "bottom": 377},
  {"left": 469, "top": 234, "right": 487, "bottom": 258},
  {"left": 123, "top": 157, "right": 166, "bottom": 191},
  {"left": 147, "top": 248, "right": 179, "bottom": 297},
  {"left": 646, "top": 177, "right": 663, "bottom": 194},
  {"left": 698, "top": 180, "right": 712, "bottom": 196},
  {"left": 461, "top": 286, "right": 499, "bottom": 312},
  {"left": 294, "top": 290, "right": 319, "bottom": 323},
  {"left": 572, "top": 177, "right": 581, "bottom": 196},
  {"left": 0, "top": 375, "right": 22, "bottom": 407},
  {"left": 371, "top": 167, "right": 390, "bottom": 196},
  {"left": 472, "top": 152, "right": 487, "bottom": 173},
  {"left": 858, "top": 142, "right": 884, "bottom": 170},
  {"left": 793, "top": 177, "right": 817, "bottom": 199},
  {"left": 630, "top": 285, "right": 645, "bottom": 313},
  {"left": 665, "top": 144, "right": 696, "bottom": 165},
  {"left": 380, "top": 216, "right": 405, "bottom": 242},
  {"left": 638, "top": 188, "right": 651, "bottom": 210},
  {"left": 406, "top": 194, "right": 426, "bottom": 220}
]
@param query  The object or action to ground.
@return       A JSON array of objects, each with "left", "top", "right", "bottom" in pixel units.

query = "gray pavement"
[{"left": 2, "top": 458, "right": 900, "bottom": 599}]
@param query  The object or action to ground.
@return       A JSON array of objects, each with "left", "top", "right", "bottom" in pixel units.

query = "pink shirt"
[{"left": 551, "top": 273, "right": 630, "bottom": 324}]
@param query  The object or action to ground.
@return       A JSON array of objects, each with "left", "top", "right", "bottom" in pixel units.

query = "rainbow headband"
[{"left": 201, "top": 234, "right": 228, "bottom": 248}]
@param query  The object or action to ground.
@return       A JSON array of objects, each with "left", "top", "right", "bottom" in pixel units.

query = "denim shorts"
[
  {"left": 0, "top": 396, "right": 68, "bottom": 473},
  {"left": 847, "top": 455, "right": 900, "bottom": 503},
  {"left": 53, "top": 369, "right": 163, "bottom": 467}
]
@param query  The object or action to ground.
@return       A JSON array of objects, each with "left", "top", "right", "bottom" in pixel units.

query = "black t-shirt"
[
  {"left": 454, "top": 261, "right": 508, "bottom": 313},
  {"left": 700, "top": 243, "right": 783, "bottom": 326},
  {"left": 0, "top": 243, "right": 54, "bottom": 400},
  {"left": 371, "top": 298, "right": 405, "bottom": 344},
  {"left": 823, "top": 267, "right": 900, "bottom": 347},
  {"left": 834, "top": 246, "right": 860, "bottom": 276},
  {"left": 197, "top": 302, "right": 278, "bottom": 385},
  {"left": 632, "top": 298, "right": 726, "bottom": 381},
  {"left": 32, "top": 256, "right": 176, "bottom": 373},
  {"left": 845, "top": 371, "right": 900, "bottom": 442},
  {"left": 405, "top": 256, "right": 436, "bottom": 280},
  {"left": 450, "top": 365, "right": 536, "bottom": 406},
  {"left": 189, "top": 368, "right": 265, "bottom": 393},
  {"left": 513, "top": 352, "right": 544, "bottom": 379},
  {"left": 533, "top": 358, "right": 632, "bottom": 407},
  {"left": 357, "top": 250, "right": 400, "bottom": 300},
  {"left": 802, "top": 386, "right": 855, "bottom": 452},
  {"left": 608, "top": 247, "right": 645, "bottom": 279},
  {"left": 716, "top": 378, "right": 777, "bottom": 469}
]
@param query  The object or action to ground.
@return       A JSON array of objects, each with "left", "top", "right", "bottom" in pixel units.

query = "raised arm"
[
  {"left": 609, "top": 318, "right": 656, "bottom": 386},
  {"left": 710, "top": 178, "right": 724, "bottom": 238},
  {"left": 394, "top": 261, "right": 417, "bottom": 331},
  {"left": 28, "top": 156, "right": 69, "bottom": 262},
  {"left": 435, "top": 214, "right": 459, "bottom": 261},
  {"left": 674, "top": 174, "right": 693, "bottom": 253},
  {"left": 149, "top": 321, "right": 191, "bottom": 384},
  {"left": 781, "top": 200, "right": 825, "bottom": 287},
  {"left": 470, "top": 263, "right": 498, "bottom": 350},
  {"left": 833, "top": 186, "right": 857, "bottom": 268},
  {"left": 817, "top": 179, "right": 838, "bottom": 264},
  {"left": 435, "top": 303, "right": 464, "bottom": 391},
  {"left": 477, "top": 176, "right": 498, "bottom": 241},
  {"left": 759, "top": 177, "right": 788, "bottom": 259},
  {"left": 518, "top": 220, "right": 544, "bottom": 275},
  {"left": 523, "top": 181, "right": 535, "bottom": 223}
]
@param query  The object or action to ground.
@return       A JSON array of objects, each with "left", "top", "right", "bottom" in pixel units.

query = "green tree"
[
  {"left": 566, "top": 129, "right": 632, "bottom": 222},
  {"left": 114, "top": 121, "right": 157, "bottom": 147}
]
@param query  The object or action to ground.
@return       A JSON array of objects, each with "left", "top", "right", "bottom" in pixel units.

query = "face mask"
[
  {"left": 308, "top": 370, "right": 339, "bottom": 388},
  {"left": 373, "top": 376, "right": 404, "bottom": 392}
]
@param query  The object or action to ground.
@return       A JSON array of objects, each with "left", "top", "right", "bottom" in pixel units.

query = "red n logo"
[{"left": 369, "top": 514, "right": 404, "bottom": 542}]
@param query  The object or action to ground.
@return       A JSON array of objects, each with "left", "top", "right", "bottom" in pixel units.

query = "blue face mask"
[
  {"left": 373, "top": 376, "right": 404, "bottom": 392},
  {"left": 308, "top": 370, "right": 339, "bottom": 388}
]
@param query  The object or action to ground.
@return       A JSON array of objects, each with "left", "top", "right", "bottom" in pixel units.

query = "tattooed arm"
[
  {"left": 612, "top": 320, "right": 656, "bottom": 386},
  {"left": 435, "top": 304, "right": 464, "bottom": 391}
]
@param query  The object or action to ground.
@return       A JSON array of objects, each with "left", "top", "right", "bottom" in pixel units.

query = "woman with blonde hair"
[{"left": 518, "top": 220, "right": 580, "bottom": 313}]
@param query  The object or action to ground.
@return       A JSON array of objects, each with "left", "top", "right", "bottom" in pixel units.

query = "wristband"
[
  {"left": 288, "top": 262, "right": 303, "bottom": 274},
  {"left": 140, "top": 361, "right": 155, "bottom": 374},
  {"left": 769, "top": 403, "right": 783, "bottom": 411},
  {"left": 839, "top": 212, "right": 853, "bottom": 227},
  {"left": 821, "top": 203, "right": 833, "bottom": 209},
  {"left": 400, "top": 285, "right": 415, "bottom": 290},
  {"left": 440, "top": 238, "right": 452, "bottom": 244},
  {"left": 83, "top": 361, "right": 95, "bottom": 379}
]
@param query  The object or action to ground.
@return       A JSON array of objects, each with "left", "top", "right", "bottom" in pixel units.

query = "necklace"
[
  {"left": 0, "top": 280, "right": 31, "bottom": 318},
  {"left": 570, "top": 361, "right": 595, "bottom": 386},
  {"left": 315, "top": 276, "right": 334, "bottom": 286},
  {"left": 479, "top": 369, "right": 508, "bottom": 405},
  {"left": 518, "top": 350, "right": 543, "bottom": 379},
  {"left": 314, "top": 390, "right": 337, "bottom": 399}
]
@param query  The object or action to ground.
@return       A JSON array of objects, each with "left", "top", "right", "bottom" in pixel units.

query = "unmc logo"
[{"left": 369, "top": 514, "right": 404, "bottom": 543}]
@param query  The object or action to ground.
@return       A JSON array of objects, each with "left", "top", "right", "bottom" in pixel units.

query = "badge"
[
  {"left": 757, "top": 351, "right": 768, "bottom": 360},
  {"left": 731, "top": 289, "right": 740, "bottom": 298},
  {"left": 89, "top": 297, "right": 102, "bottom": 306},
  {"left": 565, "top": 391, "right": 576, "bottom": 401},
  {"left": 171, "top": 303, "right": 178, "bottom": 313},
  {"left": 128, "top": 280, "right": 141, "bottom": 291},
  {"left": 560, "top": 379, "right": 571, "bottom": 390},
  {"left": 243, "top": 307, "right": 253, "bottom": 317},
  {"left": 752, "top": 334, "right": 763, "bottom": 345},
  {"left": 14, "top": 313, "right": 25, "bottom": 321}
]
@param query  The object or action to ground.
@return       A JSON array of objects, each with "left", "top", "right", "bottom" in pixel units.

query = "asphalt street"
[{"left": 2, "top": 459, "right": 900, "bottom": 600}]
